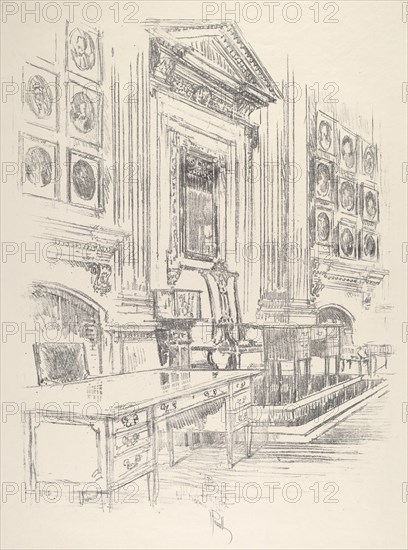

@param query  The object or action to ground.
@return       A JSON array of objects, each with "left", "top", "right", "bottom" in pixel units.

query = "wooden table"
[{"left": 23, "top": 368, "right": 259, "bottom": 507}]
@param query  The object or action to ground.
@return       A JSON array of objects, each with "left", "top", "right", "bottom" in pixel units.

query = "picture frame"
[
  {"left": 339, "top": 126, "right": 358, "bottom": 174},
  {"left": 359, "top": 229, "right": 379, "bottom": 262},
  {"left": 66, "top": 80, "right": 103, "bottom": 147},
  {"left": 23, "top": 63, "right": 59, "bottom": 131},
  {"left": 337, "top": 220, "right": 357, "bottom": 260},
  {"left": 361, "top": 184, "right": 379, "bottom": 223},
  {"left": 66, "top": 23, "right": 102, "bottom": 83},
  {"left": 316, "top": 111, "right": 335, "bottom": 156},
  {"left": 20, "top": 133, "right": 60, "bottom": 200},
  {"left": 312, "top": 158, "right": 335, "bottom": 203},
  {"left": 314, "top": 206, "right": 334, "bottom": 246},
  {"left": 338, "top": 178, "right": 358, "bottom": 216},
  {"left": 361, "top": 140, "right": 377, "bottom": 181},
  {"left": 67, "top": 149, "right": 102, "bottom": 210}
]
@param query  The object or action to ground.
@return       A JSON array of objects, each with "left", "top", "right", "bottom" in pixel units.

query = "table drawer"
[
  {"left": 232, "top": 379, "right": 249, "bottom": 393},
  {"left": 113, "top": 447, "right": 153, "bottom": 485},
  {"left": 113, "top": 409, "right": 148, "bottom": 435},
  {"left": 114, "top": 425, "right": 150, "bottom": 457},
  {"left": 156, "top": 384, "right": 228, "bottom": 419},
  {"left": 232, "top": 388, "right": 251, "bottom": 411}
]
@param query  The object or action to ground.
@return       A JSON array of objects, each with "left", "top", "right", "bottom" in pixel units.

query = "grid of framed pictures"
[
  {"left": 20, "top": 23, "right": 103, "bottom": 212},
  {"left": 313, "top": 111, "right": 380, "bottom": 261}
]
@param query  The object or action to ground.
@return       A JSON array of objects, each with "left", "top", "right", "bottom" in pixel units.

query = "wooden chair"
[
  {"left": 191, "top": 260, "right": 262, "bottom": 369},
  {"left": 33, "top": 342, "right": 89, "bottom": 385}
]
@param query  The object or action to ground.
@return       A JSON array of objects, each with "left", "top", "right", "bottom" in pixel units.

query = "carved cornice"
[
  {"left": 312, "top": 257, "right": 388, "bottom": 296},
  {"left": 33, "top": 216, "right": 128, "bottom": 264},
  {"left": 148, "top": 25, "right": 277, "bottom": 119},
  {"left": 145, "top": 21, "right": 279, "bottom": 100}
]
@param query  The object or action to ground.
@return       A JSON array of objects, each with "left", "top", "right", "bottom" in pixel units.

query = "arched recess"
[
  {"left": 317, "top": 304, "right": 355, "bottom": 329},
  {"left": 28, "top": 281, "right": 107, "bottom": 376},
  {"left": 317, "top": 304, "right": 355, "bottom": 355}
]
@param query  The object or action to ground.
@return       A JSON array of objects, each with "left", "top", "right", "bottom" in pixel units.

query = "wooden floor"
[{"left": 128, "top": 390, "right": 392, "bottom": 507}]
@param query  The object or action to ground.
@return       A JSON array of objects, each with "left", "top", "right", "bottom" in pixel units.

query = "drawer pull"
[
  {"left": 123, "top": 455, "right": 142, "bottom": 470},
  {"left": 204, "top": 388, "right": 218, "bottom": 398},
  {"left": 122, "top": 433, "right": 140, "bottom": 447},
  {"left": 160, "top": 401, "right": 177, "bottom": 413},
  {"left": 121, "top": 414, "right": 139, "bottom": 428}
]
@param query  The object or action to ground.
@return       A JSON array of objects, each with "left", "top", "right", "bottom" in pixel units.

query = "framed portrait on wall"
[
  {"left": 23, "top": 63, "right": 59, "bottom": 131},
  {"left": 361, "top": 141, "right": 377, "bottom": 180},
  {"left": 313, "top": 159, "right": 335, "bottom": 203},
  {"left": 339, "top": 126, "right": 357, "bottom": 173},
  {"left": 314, "top": 207, "right": 333, "bottom": 246},
  {"left": 66, "top": 24, "right": 101, "bottom": 83},
  {"left": 316, "top": 111, "right": 335, "bottom": 156},
  {"left": 361, "top": 184, "right": 379, "bottom": 223},
  {"left": 67, "top": 81, "right": 102, "bottom": 147},
  {"left": 338, "top": 178, "right": 358, "bottom": 215},
  {"left": 360, "top": 230, "right": 379, "bottom": 262},
  {"left": 20, "top": 133, "right": 59, "bottom": 200},
  {"left": 67, "top": 149, "right": 102, "bottom": 210},
  {"left": 180, "top": 150, "right": 219, "bottom": 261},
  {"left": 337, "top": 221, "right": 357, "bottom": 260}
]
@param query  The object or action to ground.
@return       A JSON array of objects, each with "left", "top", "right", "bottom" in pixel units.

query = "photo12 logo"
[
  {"left": 1, "top": 2, "right": 142, "bottom": 24},
  {"left": 202, "top": 2, "right": 340, "bottom": 24}
]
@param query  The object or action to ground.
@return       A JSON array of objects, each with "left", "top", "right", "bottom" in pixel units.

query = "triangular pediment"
[{"left": 145, "top": 20, "right": 280, "bottom": 105}]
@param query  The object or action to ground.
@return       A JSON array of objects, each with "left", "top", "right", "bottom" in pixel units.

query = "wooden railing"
[{"left": 252, "top": 376, "right": 385, "bottom": 427}]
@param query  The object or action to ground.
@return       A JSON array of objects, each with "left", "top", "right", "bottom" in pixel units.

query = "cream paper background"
[{"left": 1, "top": 1, "right": 407, "bottom": 548}]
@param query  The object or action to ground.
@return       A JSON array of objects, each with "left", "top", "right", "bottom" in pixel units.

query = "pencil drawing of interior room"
[{"left": 17, "top": 19, "right": 391, "bottom": 507}]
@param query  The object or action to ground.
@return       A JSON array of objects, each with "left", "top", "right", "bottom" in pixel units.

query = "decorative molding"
[
  {"left": 311, "top": 257, "right": 388, "bottom": 295},
  {"left": 84, "top": 263, "right": 112, "bottom": 296},
  {"left": 33, "top": 216, "right": 127, "bottom": 264},
  {"left": 166, "top": 129, "right": 182, "bottom": 284},
  {"left": 168, "top": 73, "right": 235, "bottom": 118},
  {"left": 146, "top": 22, "right": 279, "bottom": 101},
  {"left": 148, "top": 26, "right": 278, "bottom": 120},
  {"left": 245, "top": 124, "right": 259, "bottom": 149}
]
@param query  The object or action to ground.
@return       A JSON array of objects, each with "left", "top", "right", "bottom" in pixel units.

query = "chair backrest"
[
  {"left": 33, "top": 342, "right": 89, "bottom": 385},
  {"left": 201, "top": 261, "right": 241, "bottom": 326}
]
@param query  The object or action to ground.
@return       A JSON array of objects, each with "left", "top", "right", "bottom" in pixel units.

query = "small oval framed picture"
[
  {"left": 20, "top": 133, "right": 60, "bottom": 200},
  {"left": 314, "top": 207, "right": 333, "bottom": 246},
  {"left": 337, "top": 221, "right": 357, "bottom": 260},
  {"left": 361, "top": 184, "right": 379, "bottom": 223},
  {"left": 66, "top": 24, "right": 101, "bottom": 83},
  {"left": 339, "top": 126, "right": 357, "bottom": 174},
  {"left": 316, "top": 112, "right": 335, "bottom": 156},
  {"left": 67, "top": 149, "right": 102, "bottom": 211},
  {"left": 23, "top": 63, "right": 59, "bottom": 131},
  {"left": 313, "top": 159, "right": 335, "bottom": 203},
  {"left": 338, "top": 178, "right": 358, "bottom": 215},
  {"left": 360, "top": 230, "right": 379, "bottom": 262}
]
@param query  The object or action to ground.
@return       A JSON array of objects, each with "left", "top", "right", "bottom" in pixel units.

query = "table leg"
[
  {"left": 225, "top": 386, "right": 234, "bottom": 468},
  {"left": 147, "top": 406, "right": 159, "bottom": 505},
  {"left": 147, "top": 467, "right": 159, "bottom": 506},
  {"left": 244, "top": 425, "right": 252, "bottom": 458},
  {"left": 23, "top": 411, "right": 37, "bottom": 499},
  {"left": 166, "top": 422, "right": 175, "bottom": 467}
]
